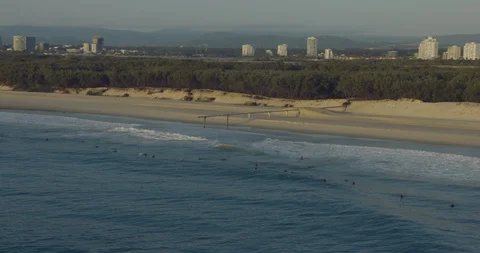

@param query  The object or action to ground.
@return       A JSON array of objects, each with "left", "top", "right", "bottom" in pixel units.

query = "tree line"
[{"left": 0, "top": 54, "right": 479, "bottom": 102}]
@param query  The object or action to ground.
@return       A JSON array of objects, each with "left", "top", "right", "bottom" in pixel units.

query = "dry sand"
[{"left": 1, "top": 87, "right": 479, "bottom": 147}]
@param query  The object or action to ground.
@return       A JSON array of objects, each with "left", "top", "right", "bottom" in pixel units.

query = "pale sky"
[{"left": 1, "top": 0, "right": 479, "bottom": 35}]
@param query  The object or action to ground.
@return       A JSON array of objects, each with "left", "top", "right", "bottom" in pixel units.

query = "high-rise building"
[
  {"left": 306, "top": 37, "right": 318, "bottom": 58},
  {"left": 92, "top": 36, "right": 104, "bottom": 53},
  {"left": 13, "top": 36, "right": 26, "bottom": 51},
  {"left": 324, "top": 49, "right": 334, "bottom": 59},
  {"left": 442, "top": 52, "right": 448, "bottom": 60},
  {"left": 83, "top": 43, "right": 91, "bottom": 53},
  {"left": 418, "top": 37, "right": 439, "bottom": 60},
  {"left": 387, "top": 51, "right": 399, "bottom": 58},
  {"left": 25, "top": 37, "right": 36, "bottom": 53},
  {"left": 91, "top": 44, "right": 100, "bottom": 53},
  {"left": 463, "top": 42, "right": 480, "bottom": 60},
  {"left": 242, "top": 44, "right": 255, "bottom": 57},
  {"left": 277, "top": 44, "right": 288, "bottom": 57},
  {"left": 446, "top": 46, "right": 461, "bottom": 60},
  {"left": 38, "top": 42, "right": 50, "bottom": 52}
]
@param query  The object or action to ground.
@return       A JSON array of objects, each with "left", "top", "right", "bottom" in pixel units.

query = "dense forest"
[{"left": 0, "top": 54, "right": 479, "bottom": 102}]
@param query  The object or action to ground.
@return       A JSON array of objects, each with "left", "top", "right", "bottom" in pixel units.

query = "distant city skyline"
[{"left": 1, "top": 0, "right": 480, "bottom": 36}]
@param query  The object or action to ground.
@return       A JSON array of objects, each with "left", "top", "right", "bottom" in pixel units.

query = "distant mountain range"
[
  {"left": 1, "top": 25, "right": 480, "bottom": 50},
  {"left": 0, "top": 25, "right": 372, "bottom": 49}
]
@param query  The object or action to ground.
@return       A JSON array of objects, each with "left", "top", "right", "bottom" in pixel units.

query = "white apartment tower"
[
  {"left": 83, "top": 43, "right": 91, "bottom": 53},
  {"left": 306, "top": 37, "right": 318, "bottom": 57},
  {"left": 418, "top": 37, "right": 439, "bottom": 60},
  {"left": 242, "top": 44, "right": 255, "bottom": 57},
  {"left": 92, "top": 36, "right": 104, "bottom": 52},
  {"left": 277, "top": 44, "right": 288, "bottom": 57},
  {"left": 13, "top": 36, "right": 26, "bottom": 51},
  {"left": 324, "top": 49, "right": 334, "bottom": 59},
  {"left": 463, "top": 42, "right": 480, "bottom": 60},
  {"left": 446, "top": 46, "right": 462, "bottom": 60}
]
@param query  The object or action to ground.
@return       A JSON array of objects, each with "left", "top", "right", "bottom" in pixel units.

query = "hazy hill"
[
  {"left": 0, "top": 25, "right": 373, "bottom": 49},
  {"left": 2, "top": 25, "right": 479, "bottom": 49},
  {"left": 350, "top": 34, "right": 480, "bottom": 48},
  {"left": 185, "top": 33, "right": 374, "bottom": 49},
  {"left": 0, "top": 25, "right": 200, "bottom": 46},
  {"left": 436, "top": 34, "right": 480, "bottom": 46}
]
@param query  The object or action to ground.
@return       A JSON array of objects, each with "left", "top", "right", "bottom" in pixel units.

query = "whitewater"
[{"left": 1, "top": 110, "right": 479, "bottom": 253}]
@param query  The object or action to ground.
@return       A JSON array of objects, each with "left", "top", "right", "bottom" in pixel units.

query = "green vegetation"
[{"left": 0, "top": 54, "right": 479, "bottom": 102}]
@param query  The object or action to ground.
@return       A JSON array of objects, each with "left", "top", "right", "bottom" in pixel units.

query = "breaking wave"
[
  {"left": 252, "top": 138, "right": 480, "bottom": 182},
  {"left": 0, "top": 111, "right": 139, "bottom": 131},
  {"left": 213, "top": 144, "right": 251, "bottom": 152},
  {"left": 109, "top": 127, "right": 208, "bottom": 141}
]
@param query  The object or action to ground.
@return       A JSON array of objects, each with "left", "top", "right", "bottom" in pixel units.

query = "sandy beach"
[{"left": 1, "top": 87, "right": 479, "bottom": 147}]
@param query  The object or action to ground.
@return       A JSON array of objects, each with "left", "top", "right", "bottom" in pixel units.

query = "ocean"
[{"left": 1, "top": 110, "right": 479, "bottom": 253}]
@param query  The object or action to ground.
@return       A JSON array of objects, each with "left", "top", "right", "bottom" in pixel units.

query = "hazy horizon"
[{"left": 1, "top": 0, "right": 480, "bottom": 36}]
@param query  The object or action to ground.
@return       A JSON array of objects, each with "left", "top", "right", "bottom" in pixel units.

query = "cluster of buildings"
[
  {"left": 242, "top": 36, "right": 335, "bottom": 59},
  {"left": 83, "top": 36, "right": 105, "bottom": 54},
  {"left": 12, "top": 36, "right": 41, "bottom": 52},
  {"left": 417, "top": 37, "right": 480, "bottom": 60},
  {"left": 0, "top": 35, "right": 104, "bottom": 54}
]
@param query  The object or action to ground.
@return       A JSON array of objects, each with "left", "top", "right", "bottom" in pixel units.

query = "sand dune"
[{"left": 1, "top": 87, "right": 479, "bottom": 147}]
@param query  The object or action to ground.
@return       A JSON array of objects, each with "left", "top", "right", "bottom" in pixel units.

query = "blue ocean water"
[{"left": 1, "top": 110, "right": 479, "bottom": 253}]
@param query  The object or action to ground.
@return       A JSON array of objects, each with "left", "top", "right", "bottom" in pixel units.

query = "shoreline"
[{"left": 1, "top": 90, "right": 479, "bottom": 147}]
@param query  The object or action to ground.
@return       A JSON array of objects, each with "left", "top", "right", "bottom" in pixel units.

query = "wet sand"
[{"left": 1, "top": 91, "right": 479, "bottom": 147}]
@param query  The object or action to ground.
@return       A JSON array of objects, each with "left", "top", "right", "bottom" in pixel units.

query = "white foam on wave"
[
  {"left": 252, "top": 138, "right": 480, "bottom": 182},
  {"left": 109, "top": 127, "right": 208, "bottom": 141},
  {"left": 213, "top": 143, "right": 251, "bottom": 152},
  {"left": 0, "top": 111, "right": 139, "bottom": 131}
]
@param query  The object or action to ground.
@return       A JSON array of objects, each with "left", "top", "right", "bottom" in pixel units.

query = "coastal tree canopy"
[{"left": 0, "top": 54, "right": 479, "bottom": 102}]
